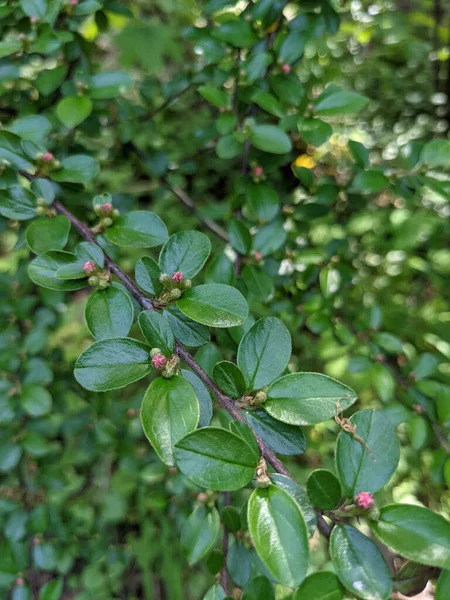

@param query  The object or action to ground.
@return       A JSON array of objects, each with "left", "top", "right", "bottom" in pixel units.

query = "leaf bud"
[
  {"left": 88, "top": 275, "right": 99, "bottom": 287},
  {"left": 169, "top": 288, "right": 182, "bottom": 299}
]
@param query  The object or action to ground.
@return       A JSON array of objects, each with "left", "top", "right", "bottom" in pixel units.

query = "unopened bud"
[
  {"left": 101, "top": 202, "right": 113, "bottom": 212},
  {"left": 82, "top": 260, "right": 96, "bottom": 274},
  {"left": 355, "top": 492, "right": 374, "bottom": 510},
  {"left": 151, "top": 353, "right": 167, "bottom": 369},
  {"left": 254, "top": 391, "right": 267, "bottom": 405},
  {"left": 159, "top": 273, "right": 170, "bottom": 285},
  {"left": 36, "top": 197, "right": 46, "bottom": 207},
  {"left": 88, "top": 275, "right": 99, "bottom": 287},
  {"left": 112, "top": 209, "right": 120, "bottom": 218},
  {"left": 282, "top": 64, "right": 291, "bottom": 74},
  {"left": 35, "top": 206, "right": 46, "bottom": 216},
  {"left": 170, "top": 288, "right": 182, "bottom": 300},
  {"left": 171, "top": 271, "right": 184, "bottom": 283},
  {"left": 42, "top": 152, "right": 54, "bottom": 163},
  {"left": 30, "top": 16, "right": 40, "bottom": 23},
  {"left": 150, "top": 348, "right": 162, "bottom": 358},
  {"left": 69, "top": 0, "right": 78, "bottom": 5},
  {"left": 254, "top": 251, "right": 263, "bottom": 260},
  {"left": 197, "top": 492, "right": 207, "bottom": 503},
  {"left": 181, "top": 278, "right": 192, "bottom": 290},
  {"left": 18, "top": 33, "right": 26, "bottom": 41},
  {"left": 98, "top": 279, "right": 109, "bottom": 290},
  {"left": 253, "top": 165, "right": 263, "bottom": 177},
  {"left": 16, "top": 577, "right": 24, "bottom": 586},
  {"left": 102, "top": 217, "right": 113, "bottom": 228}
]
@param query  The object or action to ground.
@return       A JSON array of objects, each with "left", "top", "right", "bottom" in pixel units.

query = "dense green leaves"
[
  {"left": 159, "top": 231, "right": 211, "bottom": 278},
  {"left": 0, "top": 186, "right": 36, "bottom": 220},
  {"left": 51, "top": 155, "right": 100, "bottom": 183},
  {"left": 248, "top": 485, "right": 309, "bottom": 588},
  {"left": 420, "top": 139, "right": 450, "bottom": 168},
  {"left": 181, "top": 505, "right": 220, "bottom": 565},
  {"left": 330, "top": 525, "right": 392, "bottom": 600},
  {"left": 26, "top": 216, "right": 70, "bottom": 254},
  {"left": 28, "top": 252, "right": 87, "bottom": 291},
  {"left": 141, "top": 376, "right": 199, "bottom": 466},
  {"left": 105, "top": 211, "right": 168, "bottom": 247},
  {"left": 174, "top": 427, "right": 259, "bottom": 490},
  {"left": 335, "top": 410, "right": 400, "bottom": 496},
  {"left": 74, "top": 338, "right": 152, "bottom": 392},
  {"left": 293, "top": 572, "right": 344, "bottom": 600},
  {"left": 0, "top": 131, "right": 34, "bottom": 171},
  {"left": 237, "top": 317, "right": 291, "bottom": 391},
  {"left": 264, "top": 373, "right": 357, "bottom": 425},
  {"left": 138, "top": 311, "right": 174, "bottom": 356},
  {"left": 177, "top": 284, "right": 248, "bottom": 328},
  {"left": 370, "top": 505, "right": 450, "bottom": 568},
  {"left": 85, "top": 287, "right": 134, "bottom": 340}
]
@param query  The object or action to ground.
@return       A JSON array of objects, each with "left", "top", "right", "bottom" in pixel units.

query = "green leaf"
[
  {"left": 0, "top": 186, "right": 36, "bottom": 221},
  {"left": 227, "top": 540, "right": 251, "bottom": 586},
  {"left": 89, "top": 71, "right": 133, "bottom": 99},
  {"left": 159, "top": 231, "right": 211, "bottom": 278},
  {"left": 238, "top": 317, "right": 291, "bottom": 391},
  {"left": 141, "top": 376, "right": 199, "bottom": 466},
  {"left": 314, "top": 87, "right": 369, "bottom": 116},
  {"left": 36, "top": 66, "right": 68, "bottom": 96},
  {"left": 220, "top": 506, "right": 241, "bottom": 532},
  {"left": 228, "top": 219, "right": 252, "bottom": 255},
  {"left": 26, "top": 216, "right": 70, "bottom": 255},
  {"left": 248, "top": 485, "right": 309, "bottom": 588},
  {"left": 0, "top": 40, "right": 22, "bottom": 59},
  {"left": 229, "top": 421, "right": 260, "bottom": 461},
  {"left": 21, "top": 385, "right": 52, "bottom": 417},
  {"left": 20, "top": 0, "right": 47, "bottom": 19},
  {"left": 349, "top": 140, "right": 370, "bottom": 168},
  {"left": 164, "top": 305, "right": 210, "bottom": 347},
  {"left": 293, "top": 572, "right": 344, "bottom": 600},
  {"left": 330, "top": 525, "right": 392, "bottom": 600},
  {"left": 213, "top": 361, "right": 246, "bottom": 398},
  {"left": 51, "top": 155, "right": 100, "bottom": 183},
  {"left": 242, "top": 267, "right": 274, "bottom": 303},
  {"left": 251, "top": 90, "right": 284, "bottom": 118},
  {"left": 135, "top": 256, "right": 163, "bottom": 296},
  {"left": 243, "top": 575, "right": 274, "bottom": 600},
  {"left": 352, "top": 170, "right": 388, "bottom": 194},
  {"left": 297, "top": 118, "right": 332, "bottom": 147},
  {"left": 307, "top": 469, "right": 341, "bottom": 510},
  {"left": 174, "top": 427, "right": 259, "bottom": 491},
  {"left": 212, "top": 21, "right": 258, "bottom": 47},
  {"left": 279, "top": 30, "right": 306, "bottom": 64},
  {"left": 181, "top": 505, "right": 220, "bottom": 565},
  {"left": 177, "top": 284, "right": 248, "bottom": 328},
  {"left": 216, "top": 135, "right": 243, "bottom": 159},
  {"left": 370, "top": 504, "right": 450, "bottom": 569},
  {"left": 335, "top": 409, "right": 400, "bottom": 497},
  {"left": 182, "top": 369, "right": 213, "bottom": 428},
  {"left": 436, "top": 569, "right": 450, "bottom": 600},
  {"left": 203, "top": 585, "right": 226, "bottom": 600},
  {"left": 198, "top": 86, "right": 229, "bottom": 108},
  {"left": 269, "top": 73, "right": 305, "bottom": 107},
  {"left": 74, "top": 338, "right": 152, "bottom": 392},
  {"left": 0, "top": 131, "right": 34, "bottom": 171},
  {"left": 56, "top": 241, "right": 105, "bottom": 279},
  {"left": 264, "top": 372, "right": 356, "bottom": 426},
  {"left": 249, "top": 125, "right": 292, "bottom": 155},
  {"left": 244, "top": 410, "right": 306, "bottom": 456},
  {"left": 105, "top": 211, "right": 168, "bottom": 248},
  {"left": 85, "top": 287, "right": 134, "bottom": 340},
  {"left": 138, "top": 311, "right": 174, "bottom": 356},
  {"left": 420, "top": 139, "right": 450, "bottom": 168},
  {"left": 0, "top": 441, "right": 22, "bottom": 472},
  {"left": 10, "top": 116, "right": 52, "bottom": 143},
  {"left": 56, "top": 96, "right": 93, "bottom": 128},
  {"left": 28, "top": 251, "right": 87, "bottom": 291},
  {"left": 253, "top": 218, "right": 286, "bottom": 256},
  {"left": 247, "top": 183, "right": 279, "bottom": 222},
  {"left": 39, "top": 579, "right": 64, "bottom": 600}
]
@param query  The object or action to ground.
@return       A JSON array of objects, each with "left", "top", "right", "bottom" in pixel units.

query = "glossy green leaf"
[
  {"left": 212, "top": 21, "right": 258, "bottom": 47},
  {"left": 247, "top": 183, "right": 279, "bottom": 222},
  {"left": 220, "top": 506, "right": 241, "bottom": 532},
  {"left": 20, "top": 0, "right": 47, "bottom": 18},
  {"left": 164, "top": 305, "right": 210, "bottom": 347},
  {"left": 330, "top": 525, "right": 392, "bottom": 600},
  {"left": 85, "top": 287, "right": 134, "bottom": 340},
  {"left": 249, "top": 125, "right": 292, "bottom": 155},
  {"left": 335, "top": 409, "right": 400, "bottom": 497},
  {"left": 307, "top": 469, "right": 341, "bottom": 510},
  {"left": 181, "top": 369, "right": 213, "bottom": 428},
  {"left": 228, "top": 219, "right": 252, "bottom": 255},
  {"left": 159, "top": 231, "right": 211, "bottom": 278},
  {"left": 203, "top": 585, "right": 226, "bottom": 600},
  {"left": 227, "top": 540, "right": 251, "bottom": 586},
  {"left": 251, "top": 90, "right": 284, "bottom": 118},
  {"left": 298, "top": 118, "right": 332, "bottom": 147},
  {"left": 244, "top": 410, "right": 306, "bottom": 456},
  {"left": 314, "top": 86, "right": 369, "bottom": 116},
  {"left": 105, "top": 211, "right": 168, "bottom": 248},
  {"left": 174, "top": 427, "right": 258, "bottom": 491},
  {"left": 26, "top": 216, "right": 70, "bottom": 255},
  {"left": 248, "top": 485, "right": 309, "bottom": 588},
  {"left": 21, "top": 385, "right": 52, "bottom": 417},
  {"left": 10, "top": 115, "right": 52, "bottom": 143},
  {"left": 237, "top": 317, "right": 291, "bottom": 391},
  {"left": 436, "top": 569, "right": 450, "bottom": 600},
  {"left": 213, "top": 361, "right": 246, "bottom": 398},
  {"left": 74, "top": 338, "right": 152, "bottom": 392},
  {"left": 51, "top": 155, "right": 100, "bottom": 183},
  {"left": 38, "top": 578, "right": 63, "bottom": 600},
  {"left": 177, "top": 284, "right": 248, "bottom": 328},
  {"left": 135, "top": 256, "right": 163, "bottom": 296},
  {"left": 198, "top": 86, "right": 229, "bottom": 108},
  {"left": 352, "top": 170, "right": 388, "bottom": 194},
  {"left": 181, "top": 505, "right": 220, "bottom": 565},
  {"left": 242, "top": 575, "right": 274, "bottom": 600},
  {"left": 0, "top": 131, "right": 34, "bottom": 171},
  {"left": 0, "top": 40, "right": 22, "bottom": 59},
  {"left": 138, "top": 310, "right": 174, "bottom": 356},
  {"left": 28, "top": 251, "right": 87, "bottom": 291},
  {"left": 420, "top": 139, "right": 450, "bottom": 168},
  {"left": 370, "top": 504, "right": 450, "bottom": 569},
  {"left": 56, "top": 96, "right": 93, "bottom": 128},
  {"left": 216, "top": 135, "right": 243, "bottom": 159},
  {"left": 253, "top": 218, "right": 287, "bottom": 256},
  {"left": 141, "top": 376, "right": 199, "bottom": 466},
  {"left": 349, "top": 140, "right": 370, "bottom": 168},
  {"left": 0, "top": 186, "right": 36, "bottom": 220},
  {"left": 229, "top": 421, "right": 260, "bottom": 461},
  {"left": 265, "top": 372, "right": 357, "bottom": 425},
  {"left": 56, "top": 241, "right": 105, "bottom": 279},
  {"left": 242, "top": 267, "right": 274, "bottom": 303},
  {"left": 293, "top": 572, "right": 344, "bottom": 600},
  {"left": 89, "top": 71, "right": 133, "bottom": 99}
]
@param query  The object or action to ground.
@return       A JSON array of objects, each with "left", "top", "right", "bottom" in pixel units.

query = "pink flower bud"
[
  {"left": 151, "top": 354, "right": 167, "bottom": 369},
  {"left": 253, "top": 166, "right": 264, "bottom": 177},
  {"left": 30, "top": 16, "right": 39, "bottom": 23},
  {"left": 197, "top": 492, "right": 207, "bottom": 503},
  {"left": 69, "top": 0, "right": 78, "bottom": 5},
  {"left": 42, "top": 152, "right": 54, "bottom": 163},
  {"left": 282, "top": 64, "right": 291, "bottom": 74},
  {"left": 254, "top": 251, "right": 263, "bottom": 260},
  {"left": 171, "top": 271, "right": 184, "bottom": 283},
  {"left": 18, "top": 33, "right": 26, "bottom": 41},
  {"left": 16, "top": 578, "right": 24, "bottom": 586},
  {"left": 101, "top": 202, "right": 113, "bottom": 212},
  {"left": 355, "top": 492, "right": 374, "bottom": 510},
  {"left": 82, "top": 260, "right": 96, "bottom": 274}
]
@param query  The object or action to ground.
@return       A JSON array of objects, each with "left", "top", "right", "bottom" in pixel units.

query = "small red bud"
[
  {"left": 101, "top": 202, "right": 113, "bottom": 212},
  {"left": 282, "top": 64, "right": 291, "bottom": 74},
  {"left": 30, "top": 16, "right": 39, "bottom": 23},
  {"left": 171, "top": 271, "right": 184, "bottom": 283},
  {"left": 151, "top": 354, "right": 167, "bottom": 369},
  {"left": 355, "top": 492, "right": 374, "bottom": 510},
  {"left": 16, "top": 577, "right": 24, "bottom": 586},
  {"left": 413, "top": 404, "right": 424, "bottom": 414},
  {"left": 253, "top": 166, "right": 264, "bottom": 177},
  {"left": 197, "top": 492, "right": 207, "bottom": 503},
  {"left": 42, "top": 152, "right": 54, "bottom": 163},
  {"left": 82, "top": 260, "right": 96, "bottom": 274},
  {"left": 69, "top": 0, "right": 78, "bottom": 5},
  {"left": 254, "top": 251, "right": 263, "bottom": 260}
]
